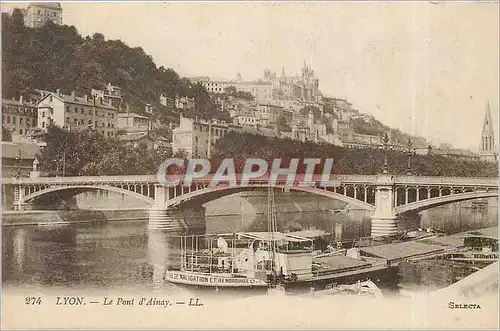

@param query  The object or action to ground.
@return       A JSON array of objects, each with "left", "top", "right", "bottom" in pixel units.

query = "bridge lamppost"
[
  {"left": 382, "top": 133, "right": 389, "bottom": 174},
  {"left": 406, "top": 138, "right": 413, "bottom": 176},
  {"left": 15, "top": 149, "right": 23, "bottom": 180}
]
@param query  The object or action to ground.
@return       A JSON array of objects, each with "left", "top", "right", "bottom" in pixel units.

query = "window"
[
  {"left": 42, "top": 111, "right": 46, "bottom": 118},
  {"left": 49, "top": 96, "right": 53, "bottom": 101},
  {"left": 66, "top": 117, "right": 69, "bottom": 123},
  {"left": 12, "top": 117, "right": 16, "bottom": 124},
  {"left": 81, "top": 108, "right": 84, "bottom": 114},
  {"left": 74, "top": 118, "right": 78, "bottom": 124},
  {"left": 95, "top": 121, "right": 98, "bottom": 127},
  {"left": 19, "top": 117, "right": 23, "bottom": 124},
  {"left": 19, "top": 129, "right": 23, "bottom": 134},
  {"left": 42, "top": 122, "right": 45, "bottom": 128},
  {"left": 88, "top": 120, "right": 92, "bottom": 125},
  {"left": 7, "top": 116, "right": 11, "bottom": 124},
  {"left": 66, "top": 105, "right": 70, "bottom": 112}
]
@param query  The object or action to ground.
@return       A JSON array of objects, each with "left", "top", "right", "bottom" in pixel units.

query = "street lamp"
[
  {"left": 15, "top": 149, "right": 22, "bottom": 180},
  {"left": 382, "top": 132, "right": 389, "bottom": 174},
  {"left": 406, "top": 138, "right": 413, "bottom": 176}
]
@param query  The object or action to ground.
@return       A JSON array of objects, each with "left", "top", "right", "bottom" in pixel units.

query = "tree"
[
  {"left": 276, "top": 115, "right": 291, "bottom": 133},
  {"left": 2, "top": 126, "right": 12, "bottom": 141},
  {"left": 1, "top": 13, "right": 213, "bottom": 119}
]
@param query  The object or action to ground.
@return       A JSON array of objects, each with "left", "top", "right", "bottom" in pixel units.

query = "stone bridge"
[{"left": 2, "top": 174, "right": 497, "bottom": 236}]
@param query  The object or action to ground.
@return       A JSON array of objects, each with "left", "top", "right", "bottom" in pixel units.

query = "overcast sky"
[{"left": 3, "top": 1, "right": 498, "bottom": 150}]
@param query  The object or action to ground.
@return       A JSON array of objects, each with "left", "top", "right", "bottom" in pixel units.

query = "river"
[{"left": 2, "top": 199, "right": 497, "bottom": 292}]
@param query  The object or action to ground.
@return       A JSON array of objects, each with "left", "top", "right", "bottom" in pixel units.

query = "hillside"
[{"left": 1, "top": 9, "right": 220, "bottom": 121}]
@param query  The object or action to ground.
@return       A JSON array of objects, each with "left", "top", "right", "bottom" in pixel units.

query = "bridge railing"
[
  {"left": 2, "top": 174, "right": 498, "bottom": 187},
  {"left": 393, "top": 175, "right": 498, "bottom": 186}
]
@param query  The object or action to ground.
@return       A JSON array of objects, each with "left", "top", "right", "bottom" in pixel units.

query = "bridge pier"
[
  {"left": 148, "top": 185, "right": 170, "bottom": 230},
  {"left": 13, "top": 185, "right": 26, "bottom": 211},
  {"left": 371, "top": 175, "right": 398, "bottom": 237}
]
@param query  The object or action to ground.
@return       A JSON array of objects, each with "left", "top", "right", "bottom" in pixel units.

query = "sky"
[{"left": 2, "top": 1, "right": 499, "bottom": 150}]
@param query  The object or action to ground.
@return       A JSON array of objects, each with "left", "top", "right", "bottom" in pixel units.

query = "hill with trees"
[{"left": 1, "top": 9, "right": 224, "bottom": 122}]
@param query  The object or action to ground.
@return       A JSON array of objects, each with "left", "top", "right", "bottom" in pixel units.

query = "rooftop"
[
  {"left": 1, "top": 141, "right": 40, "bottom": 160},
  {"left": 360, "top": 241, "right": 445, "bottom": 261},
  {"left": 38, "top": 92, "right": 118, "bottom": 111},
  {"left": 217, "top": 232, "right": 312, "bottom": 243},
  {"left": 2, "top": 98, "right": 37, "bottom": 107},
  {"left": 29, "top": 2, "right": 62, "bottom": 10},
  {"left": 287, "top": 229, "right": 330, "bottom": 239},
  {"left": 117, "top": 112, "right": 149, "bottom": 120}
]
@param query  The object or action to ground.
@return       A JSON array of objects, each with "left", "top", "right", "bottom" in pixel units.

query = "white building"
[
  {"left": 172, "top": 116, "right": 228, "bottom": 157},
  {"left": 175, "top": 96, "right": 196, "bottom": 110},
  {"left": 91, "top": 83, "right": 123, "bottom": 109},
  {"left": 36, "top": 90, "right": 118, "bottom": 137},
  {"left": 22, "top": 2, "right": 63, "bottom": 28}
]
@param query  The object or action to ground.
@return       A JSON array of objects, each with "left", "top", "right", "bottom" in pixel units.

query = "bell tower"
[{"left": 479, "top": 102, "right": 497, "bottom": 162}]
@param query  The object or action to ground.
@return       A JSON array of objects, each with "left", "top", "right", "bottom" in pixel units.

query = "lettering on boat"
[{"left": 165, "top": 271, "right": 266, "bottom": 285}]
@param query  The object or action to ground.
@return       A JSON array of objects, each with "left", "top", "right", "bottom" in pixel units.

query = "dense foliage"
[
  {"left": 352, "top": 117, "right": 428, "bottom": 147},
  {"left": 2, "top": 126, "right": 12, "bottom": 141},
  {"left": 213, "top": 132, "right": 498, "bottom": 177},
  {"left": 39, "top": 125, "right": 172, "bottom": 176},
  {"left": 2, "top": 9, "right": 216, "bottom": 120}
]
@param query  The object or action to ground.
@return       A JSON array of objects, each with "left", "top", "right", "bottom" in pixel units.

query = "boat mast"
[{"left": 268, "top": 185, "right": 278, "bottom": 286}]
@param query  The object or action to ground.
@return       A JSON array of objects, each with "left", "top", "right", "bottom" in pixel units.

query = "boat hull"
[{"left": 165, "top": 270, "right": 269, "bottom": 288}]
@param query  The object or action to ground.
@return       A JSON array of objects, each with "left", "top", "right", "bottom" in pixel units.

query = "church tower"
[{"left": 479, "top": 102, "right": 497, "bottom": 162}]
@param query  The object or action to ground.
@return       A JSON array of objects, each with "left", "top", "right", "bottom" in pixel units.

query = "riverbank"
[{"left": 1, "top": 209, "right": 149, "bottom": 226}]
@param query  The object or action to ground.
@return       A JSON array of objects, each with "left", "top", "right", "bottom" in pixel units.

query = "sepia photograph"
[{"left": 1, "top": 1, "right": 499, "bottom": 329}]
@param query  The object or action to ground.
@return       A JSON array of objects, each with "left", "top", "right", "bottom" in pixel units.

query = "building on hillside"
[
  {"left": 116, "top": 112, "right": 151, "bottom": 134},
  {"left": 201, "top": 80, "right": 273, "bottom": 101},
  {"left": 337, "top": 119, "right": 353, "bottom": 137},
  {"left": 36, "top": 90, "right": 118, "bottom": 137},
  {"left": 232, "top": 113, "right": 258, "bottom": 127},
  {"left": 172, "top": 116, "right": 228, "bottom": 157},
  {"left": 256, "top": 102, "right": 284, "bottom": 127},
  {"left": 479, "top": 102, "right": 497, "bottom": 162},
  {"left": 175, "top": 96, "right": 196, "bottom": 110},
  {"left": 91, "top": 83, "right": 123, "bottom": 109},
  {"left": 203, "top": 62, "right": 321, "bottom": 103},
  {"left": 160, "top": 94, "right": 175, "bottom": 112},
  {"left": 2, "top": 97, "right": 38, "bottom": 136},
  {"left": 22, "top": 2, "right": 63, "bottom": 28},
  {"left": 1, "top": 141, "right": 40, "bottom": 178},
  {"left": 264, "top": 62, "right": 321, "bottom": 103}
]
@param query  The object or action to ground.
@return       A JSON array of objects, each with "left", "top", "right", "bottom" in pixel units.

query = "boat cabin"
[{"left": 171, "top": 232, "right": 314, "bottom": 283}]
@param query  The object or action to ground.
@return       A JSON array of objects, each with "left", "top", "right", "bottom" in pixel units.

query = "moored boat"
[{"left": 163, "top": 231, "right": 315, "bottom": 290}]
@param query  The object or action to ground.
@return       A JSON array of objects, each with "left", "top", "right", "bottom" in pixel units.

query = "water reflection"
[{"left": 2, "top": 200, "right": 497, "bottom": 290}]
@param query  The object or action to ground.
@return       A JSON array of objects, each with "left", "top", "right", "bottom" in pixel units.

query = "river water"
[{"left": 2, "top": 200, "right": 497, "bottom": 292}]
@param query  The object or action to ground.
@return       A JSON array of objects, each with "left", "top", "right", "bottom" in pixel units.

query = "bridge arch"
[
  {"left": 163, "top": 184, "right": 376, "bottom": 212},
  {"left": 395, "top": 191, "right": 498, "bottom": 215},
  {"left": 21, "top": 185, "right": 155, "bottom": 205}
]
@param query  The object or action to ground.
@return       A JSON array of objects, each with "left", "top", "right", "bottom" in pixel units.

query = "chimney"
[
  {"left": 19, "top": 95, "right": 23, "bottom": 104},
  {"left": 71, "top": 91, "right": 76, "bottom": 99},
  {"left": 56, "top": 89, "right": 60, "bottom": 96}
]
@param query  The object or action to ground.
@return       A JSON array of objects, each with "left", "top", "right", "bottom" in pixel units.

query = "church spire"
[{"left": 480, "top": 101, "right": 496, "bottom": 160}]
